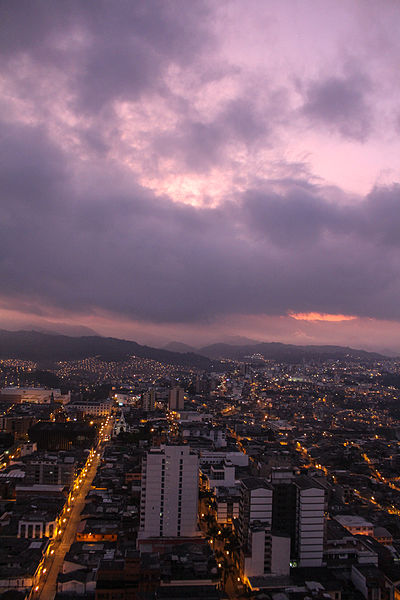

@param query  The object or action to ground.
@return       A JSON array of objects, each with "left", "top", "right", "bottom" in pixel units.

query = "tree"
[
  {"left": 220, "top": 556, "right": 235, "bottom": 586},
  {"left": 205, "top": 522, "right": 220, "bottom": 546}
]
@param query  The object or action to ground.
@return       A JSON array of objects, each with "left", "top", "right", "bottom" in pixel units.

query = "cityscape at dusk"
[{"left": 2, "top": 2, "right": 400, "bottom": 600}]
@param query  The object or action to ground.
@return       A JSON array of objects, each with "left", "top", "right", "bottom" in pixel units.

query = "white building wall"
[
  {"left": 139, "top": 445, "right": 198, "bottom": 540},
  {"left": 297, "top": 486, "right": 325, "bottom": 567},
  {"left": 271, "top": 534, "right": 291, "bottom": 575},
  {"left": 244, "top": 528, "right": 266, "bottom": 577},
  {"left": 249, "top": 488, "right": 272, "bottom": 523},
  {"left": 241, "top": 483, "right": 273, "bottom": 578},
  {"left": 208, "top": 462, "right": 236, "bottom": 489}
]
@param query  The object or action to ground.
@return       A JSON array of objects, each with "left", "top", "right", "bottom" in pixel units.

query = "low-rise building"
[{"left": 335, "top": 515, "right": 374, "bottom": 537}]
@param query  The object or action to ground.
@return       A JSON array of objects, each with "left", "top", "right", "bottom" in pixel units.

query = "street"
[{"left": 30, "top": 417, "right": 113, "bottom": 600}]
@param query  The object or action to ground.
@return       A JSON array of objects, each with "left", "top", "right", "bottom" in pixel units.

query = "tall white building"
[
  {"left": 294, "top": 477, "right": 325, "bottom": 567},
  {"left": 139, "top": 445, "right": 199, "bottom": 540},
  {"left": 239, "top": 478, "right": 291, "bottom": 579},
  {"left": 239, "top": 478, "right": 273, "bottom": 577}
]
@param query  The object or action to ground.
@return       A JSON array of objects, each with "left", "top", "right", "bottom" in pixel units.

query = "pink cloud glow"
[{"left": 288, "top": 312, "right": 357, "bottom": 322}]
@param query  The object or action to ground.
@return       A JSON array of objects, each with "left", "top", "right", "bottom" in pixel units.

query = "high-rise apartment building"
[
  {"left": 272, "top": 474, "right": 325, "bottom": 568},
  {"left": 168, "top": 387, "right": 185, "bottom": 411},
  {"left": 239, "top": 478, "right": 274, "bottom": 577},
  {"left": 294, "top": 477, "right": 325, "bottom": 567},
  {"left": 142, "top": 389, "right": 156, "bottom": 412},
  {"left": 139, "top": 445, "right": 198, "bottom": 541},
  {"left": 238, "top": 475, "right": 325, "bottom": 581}
]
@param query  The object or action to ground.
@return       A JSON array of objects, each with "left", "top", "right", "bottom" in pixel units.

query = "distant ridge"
[
  {"left": 163, "top": 341, "right": 197, "bottom": 353},
  {"left": 198, "top": 341, "right": 387, "bottom": 362},
  {"left": 0, "top": 330, "right": 214, "bottom": 369},
  {"left": 0, "top": 330, "right": 388, "bottom": 369},
  {"left": 34, "top": 324, "right": 99, "bottom": 337}
]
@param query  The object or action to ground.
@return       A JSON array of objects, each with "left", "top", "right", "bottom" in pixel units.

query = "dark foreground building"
[{"left": 28, "top": 421, "right": 96, "bottom": 450}]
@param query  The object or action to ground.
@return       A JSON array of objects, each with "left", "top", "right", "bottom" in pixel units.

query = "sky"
[{"left": 2, "top": 0, "right": 400, "bottom": 353}]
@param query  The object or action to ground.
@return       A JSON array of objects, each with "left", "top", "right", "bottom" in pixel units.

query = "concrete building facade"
[
  {"left": 168, "top": 387, "right": 185, "bottom": 411},
  {"left": 139, "top": 445, "right": 199, "bottom": 540},
  {"left": 294, "top": 477, "right": 325, "bottom": 567},
  {"left": 239, "top": 478, "right": 273, "bottom": 578}
]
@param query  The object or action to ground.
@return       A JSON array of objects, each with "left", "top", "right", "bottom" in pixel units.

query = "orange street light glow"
[{"left": 288, "top": 312, "right": 357, "bottom": 322}]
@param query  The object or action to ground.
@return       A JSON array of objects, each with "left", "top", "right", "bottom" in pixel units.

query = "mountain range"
[
  {"left": 196, "top": 341, "right": 387, "bottom": 362},
  {"left": 0, "top": 330, "right": 214, "bottom": 369},
  {"left": 0, "top": 330, "right": 390, "bottom": 370},
  {"left": 165, "top": 340, "right": 388, "bottom": 363}
]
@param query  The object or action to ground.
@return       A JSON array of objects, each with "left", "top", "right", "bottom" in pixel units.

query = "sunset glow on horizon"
[{"left": 289, "top": 313, "right": 358, "bottom": 323}]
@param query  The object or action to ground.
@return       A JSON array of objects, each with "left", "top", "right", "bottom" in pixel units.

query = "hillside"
[
  {"left": 0, "top": 330, "right": 388, "bottom": 370},
  {"left": 163, "top": 341, "right": 197, "bottom": 353},
  {"left": 0, "top": 330, "right": 214, "bottom": 370},
  {"left": 198, "top": 341, "right": 387, "bottom": 363}
]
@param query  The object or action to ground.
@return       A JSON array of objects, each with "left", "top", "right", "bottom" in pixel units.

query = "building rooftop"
[
  {"left": 335, "top": 515, "right": 373, "bottom": 528},
  {"left": 294, "top": 475, "right": 325, "bottom": 491},
  {"left": 241, "top": 477, "right": 272, "bottom": 491}
]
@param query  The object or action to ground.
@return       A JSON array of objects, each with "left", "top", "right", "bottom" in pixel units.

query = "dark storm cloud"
[
  {"left": 1, "top": 118, "right": 400, "bottom": 324},
  {"left": 1, "top": 0, "right": 212, "bottom": 111},
  {"left": 302, "top": 72, "right": 372, "bottom": 141},
  {"left": 239, "top": 185, "right": 338, "bottom": 246},
  {"left": 240, "top": 181, "right": 400, "bottom": 252},
  {"left": 0, "top": 123, "right": 68, "bottom": 206}
]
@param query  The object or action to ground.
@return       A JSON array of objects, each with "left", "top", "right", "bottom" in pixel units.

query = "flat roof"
[{"left": 335, "top": 515, "right": 373, "bottom": 527}]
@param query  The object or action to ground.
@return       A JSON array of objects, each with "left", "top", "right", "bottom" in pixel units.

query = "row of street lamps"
[{"left": 30, "top": 416, "right": 112, "bottom": 598}]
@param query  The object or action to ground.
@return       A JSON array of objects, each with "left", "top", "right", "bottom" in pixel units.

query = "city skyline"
[{"left": 2, "top": 1, "right": 400, "bottom": 353}]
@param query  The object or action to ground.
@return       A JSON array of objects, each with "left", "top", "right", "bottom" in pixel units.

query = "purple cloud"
[
  {"left": 1, "top": 117, "right": 400, "bottom": 325},
  {"left": 2, "top": 1, "right": 212, "bottom": 109},
  {"left": 302, "top": 72, "right": 372, "bottom": 141},
  {"left": 1, "top": 0, "right": 400, "bottom": 345}
]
